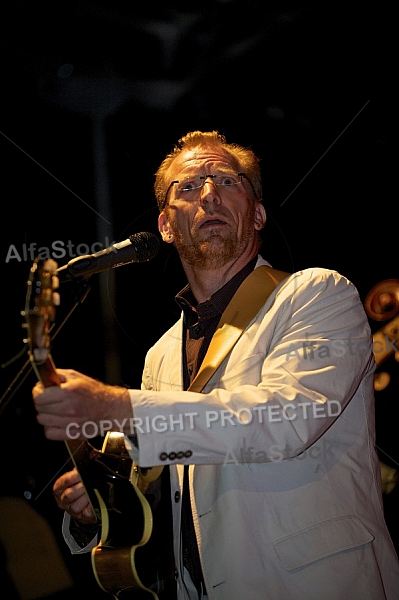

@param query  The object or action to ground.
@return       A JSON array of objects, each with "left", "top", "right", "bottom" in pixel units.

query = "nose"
[{"left": 199, "top": 178, "right": 221, "bottom": 205}]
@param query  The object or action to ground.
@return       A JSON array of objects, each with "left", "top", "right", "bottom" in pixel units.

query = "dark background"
[{"left": 0, "top": 2, "right": 397, "bottom": 598}]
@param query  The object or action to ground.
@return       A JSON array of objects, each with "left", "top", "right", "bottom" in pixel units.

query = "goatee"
[{"left": 174, "top": 231, "right": 241, "bottom": 269}]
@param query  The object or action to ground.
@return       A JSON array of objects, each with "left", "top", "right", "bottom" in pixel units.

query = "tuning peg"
[
  {"left": 52, "top": 292, "right": 60, "bottom": 306},
  {"left": 374, "top": 371, "right": 390, "bottom": 391},
  {"left": 365, "top": 279, "right": 399, "bottom": 321}
]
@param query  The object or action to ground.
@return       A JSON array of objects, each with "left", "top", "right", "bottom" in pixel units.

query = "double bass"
[{"left": 365, "top": 279, "right": 399, "bottom": 391}]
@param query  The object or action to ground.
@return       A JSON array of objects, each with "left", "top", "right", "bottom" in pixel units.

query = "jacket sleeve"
[{"left": 128, "top": 268, "right": 375, "bottom": 467}]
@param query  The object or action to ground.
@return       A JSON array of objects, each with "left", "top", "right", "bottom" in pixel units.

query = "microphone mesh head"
[{"left": 129, "top": 232, "right": 160, "bottom": 262}]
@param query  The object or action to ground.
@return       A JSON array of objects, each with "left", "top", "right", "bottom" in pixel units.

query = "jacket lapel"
[{"left": 188, "top": 265, "right": 290, "bottom": 393}]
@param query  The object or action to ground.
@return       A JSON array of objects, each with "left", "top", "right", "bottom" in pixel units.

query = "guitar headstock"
[{"left": 22, "top": 258, "right": 61, "bottom": 385}]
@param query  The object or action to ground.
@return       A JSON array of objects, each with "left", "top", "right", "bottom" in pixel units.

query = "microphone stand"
[{"left": 0, "top": 277, "right": 92, "bottom": 418}]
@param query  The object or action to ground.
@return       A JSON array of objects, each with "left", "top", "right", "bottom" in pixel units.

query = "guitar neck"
[
  {"left": 33, "top": 355, "right": 62, "bottom": 388},
  {"left": 24, "top": 258, "right": 163, "bottom": 599}
]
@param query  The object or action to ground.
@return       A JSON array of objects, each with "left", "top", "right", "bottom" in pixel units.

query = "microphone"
[{"left": 57, "top": 232, "right": 160, "bottom": 282}]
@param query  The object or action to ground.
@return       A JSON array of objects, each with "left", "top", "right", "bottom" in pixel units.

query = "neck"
[{"left": 181, "top": 251, "right": 259, "bottom": 303}]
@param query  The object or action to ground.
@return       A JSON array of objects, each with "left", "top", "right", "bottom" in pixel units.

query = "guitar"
[{"left": 22, "top": 257, "right": 163, "bottom": 599}]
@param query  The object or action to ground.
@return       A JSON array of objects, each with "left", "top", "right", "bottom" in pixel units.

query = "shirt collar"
[{"left": 175, "top": 255, "right": 258, "bottom": 319}]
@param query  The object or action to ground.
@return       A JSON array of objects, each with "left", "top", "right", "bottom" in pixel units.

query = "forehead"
[{"left": 168, "top": 146, "right": 239, "bottom": 178}]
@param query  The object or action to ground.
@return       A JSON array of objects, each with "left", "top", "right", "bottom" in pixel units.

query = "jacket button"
[
  {"left": 168, "top": 452, "right": 177, "bottom": 460},
  {"left": 174, "top": 491, "right": 181, "bottom": 502},
  {"left": 184, "top": 450, "right": 193, "bottom": 458},
  {"left": 159, "top": 452, "right": 168, "bottom": 461}
]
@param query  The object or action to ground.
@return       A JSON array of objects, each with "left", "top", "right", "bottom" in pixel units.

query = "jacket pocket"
[{"left": 273, "top": 514, "right": 374, "bottom": 570}]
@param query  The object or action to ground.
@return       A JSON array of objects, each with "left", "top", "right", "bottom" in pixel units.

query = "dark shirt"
[
  {"left": 176, "top": 256, "right": 258, "bottom": 388},
  {"left": 175, "top": 256, "right": 258, "bottom": 596}
]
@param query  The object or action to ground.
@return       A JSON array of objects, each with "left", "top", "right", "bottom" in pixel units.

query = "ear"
[
  {"left": 158, "top": 212, "right": 175, "bottom": 243},
  {"left": 254, "top": 202, "right": 267, "bottom": 231}
]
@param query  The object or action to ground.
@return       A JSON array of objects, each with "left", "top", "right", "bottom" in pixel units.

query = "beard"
[{"left": 168, "top": 207, "right": 257, "bottom": 270}]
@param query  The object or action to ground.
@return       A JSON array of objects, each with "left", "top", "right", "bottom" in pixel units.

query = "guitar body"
[
  {"left": 23, "top": 258, "right": 167, "bottom": 599},
  {"left": 68, "top": 432, "right": 162, "bottom": 599}
]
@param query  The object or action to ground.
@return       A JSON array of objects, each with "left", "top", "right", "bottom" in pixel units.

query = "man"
[{"left": 33, "top": 131, "right": 399, "bottom": 599}]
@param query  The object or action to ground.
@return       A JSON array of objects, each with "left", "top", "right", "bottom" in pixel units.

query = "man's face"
[{"left": 158, "top": 146, "right": 266, "bottom": 270}]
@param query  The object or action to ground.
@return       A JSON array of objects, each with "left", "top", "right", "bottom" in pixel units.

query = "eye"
[
  {"left": 179, "top": 179, "right": 199, "bottom": 192},
  {"left": 220, "top": 176, "right": 236, "bottom": 186},
  {"left": 217, "top": 174, "right": 240, "bottom": 187}
]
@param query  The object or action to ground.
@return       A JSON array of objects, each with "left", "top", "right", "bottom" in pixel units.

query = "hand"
[
  {"left": 32, "top": 368, "right": 133, "bottom": 440},
  {"left": 53, "top": 468, "right": 96, "bottom": 525}
]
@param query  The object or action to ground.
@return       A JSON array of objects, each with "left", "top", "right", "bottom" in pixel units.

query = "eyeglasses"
[{"left": 163, "top": 172, "right": 257, "bottom": 208}]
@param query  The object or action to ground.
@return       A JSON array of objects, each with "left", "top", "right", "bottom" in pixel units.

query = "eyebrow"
[{"left": 177, "top": 168, "right": 239, "bottom": 179}]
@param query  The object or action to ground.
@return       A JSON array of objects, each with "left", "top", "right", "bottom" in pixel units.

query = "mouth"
[{"left": 198, "top": 218, "right": 228, "bottom": 229}]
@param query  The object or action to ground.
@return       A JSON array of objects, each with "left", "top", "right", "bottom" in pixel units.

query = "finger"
[
  {"left": 81, "top": 504, "right": 96, "bottom": 523},
  {"left": 63, "top": 492, "right": 96, "bottom": 524},
  {"left": 36, "top": 410, "right": 78, "bottom": 426},
  {"left": 54, "top": 482, "right": 89, "bottom": 512},
  {"left": 65, "top": 496, "right": 92, "bottom": 520},
  {"left": 60, "top": 489, "right": 86, "bottom": 511},
  {"left": 53, "top": 480, "right": 85, "bottom": 504},
  {"left": 33, "top": 386, "right": 66, "bottom": 407},
  {"left": 57, "top": 371, "right": 68, "bottom": 383},
  {"left": 53, "top": 469, "right": 80, "bottom": 494},
  {"left": 32, "top": 381, "right": 44, "bottom": 400},
  {"left": 60, "top": 481, "right": 87, "bottom": 504},
  {"left": 41, "top": 425, "right": 80, "bottom": 441}
]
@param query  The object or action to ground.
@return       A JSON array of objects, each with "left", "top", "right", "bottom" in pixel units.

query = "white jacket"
[{"left": 128, "top": 258, "right": 399, "bottom": 599}]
